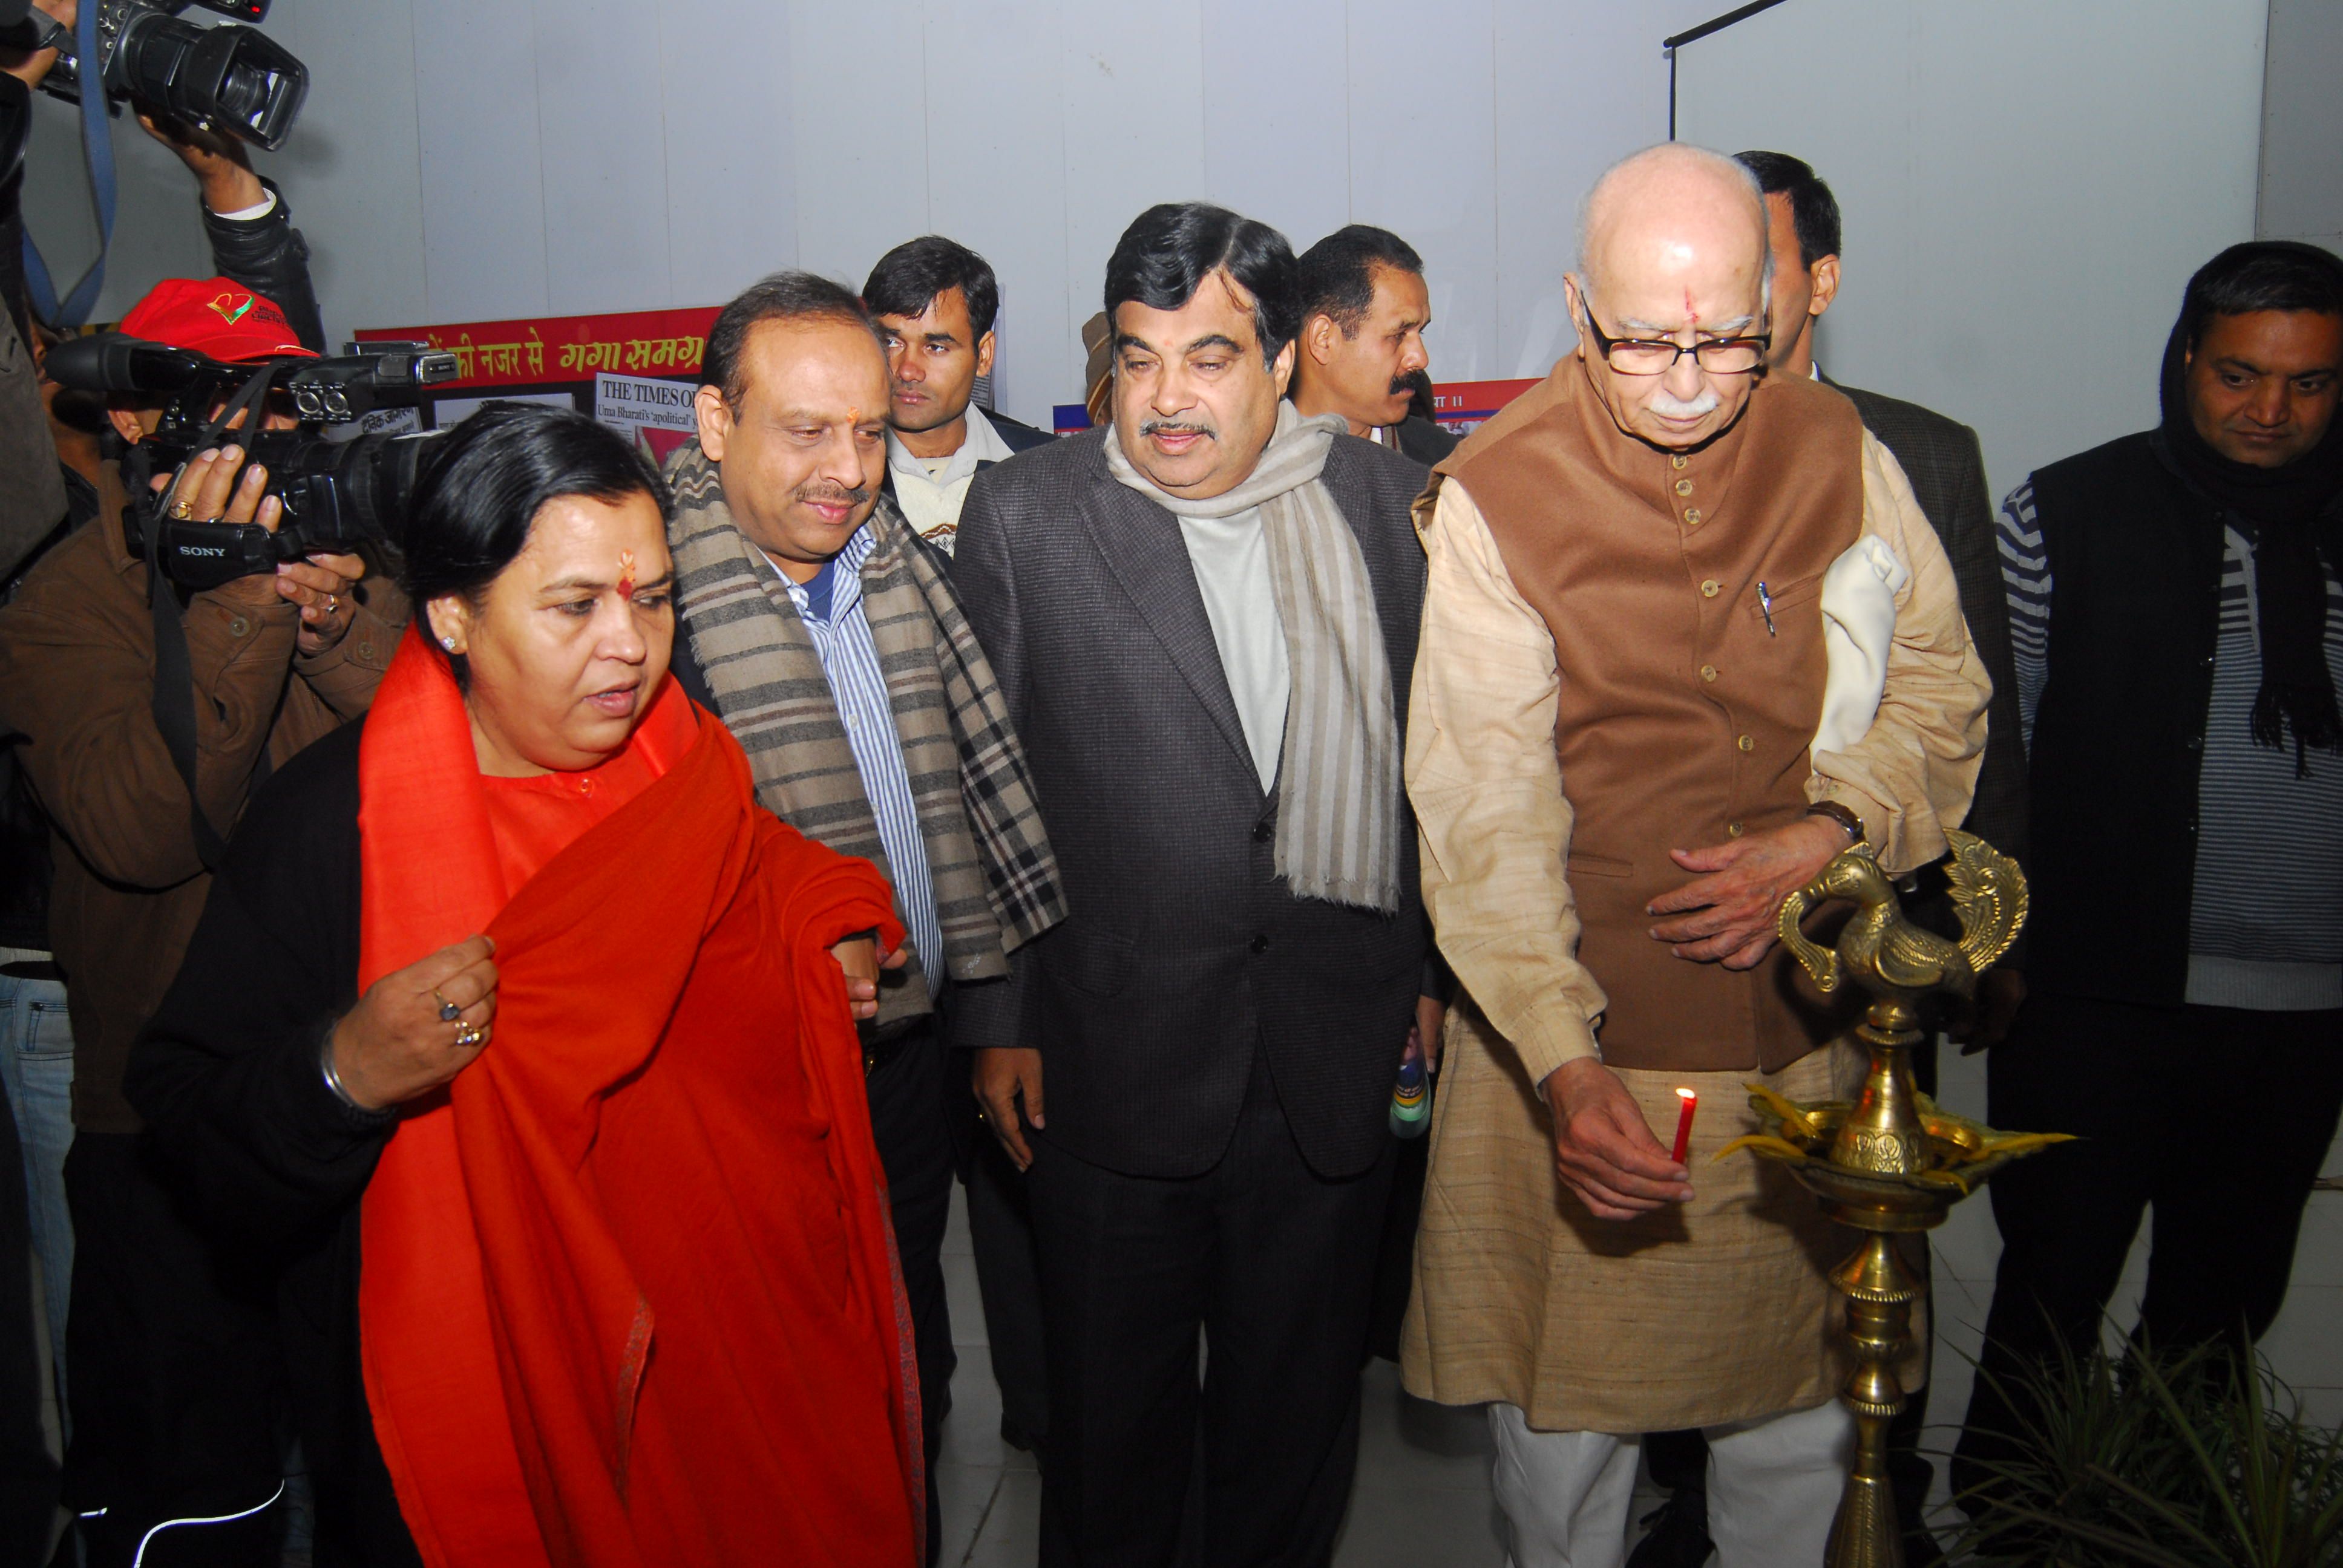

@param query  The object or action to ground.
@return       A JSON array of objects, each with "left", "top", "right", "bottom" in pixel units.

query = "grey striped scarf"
[
  {"left": 664, "top": 439, "right": 1065, "bottom": 1022},
  {"left": 1106, "top": 404, "right": 1401, "bottom": 912}
]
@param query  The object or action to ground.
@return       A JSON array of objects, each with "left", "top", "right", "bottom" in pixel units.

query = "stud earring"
[{"left": 439, "top": 635, "right": 456, "bottom": 652}]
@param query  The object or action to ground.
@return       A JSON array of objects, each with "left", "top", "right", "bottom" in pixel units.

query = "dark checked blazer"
[
  {"left": 947, "top": 428, "right": 1432, "bottom": 1181},
  {"left": 1832, "top": 378, "right": 2030, "bottom": 870}
]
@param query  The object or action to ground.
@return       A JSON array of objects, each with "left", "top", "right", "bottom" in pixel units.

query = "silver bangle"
[{"left": 320, "top": 1028, "right": 366, "bottom": 1111}]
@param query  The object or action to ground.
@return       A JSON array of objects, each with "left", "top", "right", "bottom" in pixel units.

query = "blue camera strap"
[{"left": 18, "top": 0, "right": 118, "bottom": 327}]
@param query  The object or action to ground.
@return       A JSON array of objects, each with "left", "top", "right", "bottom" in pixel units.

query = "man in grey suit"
[
  {"left": 951, "top": 201, "right": 1439, "bottom": 1567},
  {"left": 1631, "top": 149, "right": 2034, "bottom": 1568}
]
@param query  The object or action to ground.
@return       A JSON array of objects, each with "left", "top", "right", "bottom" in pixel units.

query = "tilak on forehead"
[{"left": 617, "top": 549, "right": 636, "bottom": 599}]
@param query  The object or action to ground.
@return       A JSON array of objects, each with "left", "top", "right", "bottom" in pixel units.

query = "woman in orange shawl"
[{"left": 129, "top": 405, "right": 922, "bottom": 1567}]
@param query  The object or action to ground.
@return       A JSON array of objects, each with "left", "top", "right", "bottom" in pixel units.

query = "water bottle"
[{"left": 1389, "top": 1033, "right": 1430, "bottom": 1138}]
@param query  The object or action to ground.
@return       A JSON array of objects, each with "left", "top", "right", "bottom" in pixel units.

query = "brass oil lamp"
[{"left": 1724, "top": 830, "right": 2071, "bottom": 1568}]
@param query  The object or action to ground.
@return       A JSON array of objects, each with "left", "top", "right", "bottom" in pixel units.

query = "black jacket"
[
  {"left": 124, "top": 720, "right": 420, "bottom": 1567},
  {"left": 877, "top": 407, "right": 1055, "bottom": 506},
  {"left": 2022, "top": 433, "right": 2343, "bottom": 1005},
  {"left": 1829, "top": 378, "right": 2028, "bottom": 868},
  {"left": 988, "top": 410, "right": 1057, "bottom": 455},
  {"left": 1391, "top": 413, "right": 1459, "bottom": 465},
  {"left": 949, "top": 430, "right": 1432, "bottom": 1181},
  {"left": 205, "top": 177, "right": 328, "bottom": 355}
]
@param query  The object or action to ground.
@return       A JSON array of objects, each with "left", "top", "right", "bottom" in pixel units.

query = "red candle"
[{"left": 1671, "top": 1088, "right": 1699, "bottom": 1165}]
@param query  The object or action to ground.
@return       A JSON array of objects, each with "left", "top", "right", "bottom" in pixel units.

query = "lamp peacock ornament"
[{"left": 1722, "top": 829, "right": 2070, "bottom": 1568}]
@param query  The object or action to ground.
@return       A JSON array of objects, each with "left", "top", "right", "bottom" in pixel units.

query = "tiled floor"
[{"left": 934, "top": 1042, "right": 2343, "bottom": 1567}]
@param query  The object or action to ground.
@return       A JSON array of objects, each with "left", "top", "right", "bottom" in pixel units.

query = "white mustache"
[{"left": 1646, "top": 386, "right": 1720, "bottom": 419}]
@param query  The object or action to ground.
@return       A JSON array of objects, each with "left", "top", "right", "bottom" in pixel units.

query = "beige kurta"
[{"left": 1398, "top": 436, "right": 1985, "bottom": 1434}]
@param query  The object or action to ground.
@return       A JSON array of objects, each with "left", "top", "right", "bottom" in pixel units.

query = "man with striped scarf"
[
  {"left": 663, "top": 271, "right": 1066, "bottom": 1560},
  {"left": 952, "top": 203, "right": 1441, "bottom": 1567}
]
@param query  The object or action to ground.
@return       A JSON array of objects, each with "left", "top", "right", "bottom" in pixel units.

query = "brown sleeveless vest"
[{"left": 1441, "top": 360, "right": 1867, "bottom": 1072}]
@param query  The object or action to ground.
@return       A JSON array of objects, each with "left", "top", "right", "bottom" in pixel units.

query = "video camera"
[
  {"left": 26, "top": 0, "right": 306, "bottom": 151},
  {"left": 45, "top": 333, "right": 456, "bottom": 589}
]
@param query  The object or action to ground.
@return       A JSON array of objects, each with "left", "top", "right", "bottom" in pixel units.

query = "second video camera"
[{"left": 46, "top": 332, "right": 456, "bottom": 589}]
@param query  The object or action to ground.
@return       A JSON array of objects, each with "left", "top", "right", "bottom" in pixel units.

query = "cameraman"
[
  {"left": 4, "top": 0, "right": 324, "bottom": 550},
  {"left": 0, "top": 272, "right": 402, "bottom": 1564}
]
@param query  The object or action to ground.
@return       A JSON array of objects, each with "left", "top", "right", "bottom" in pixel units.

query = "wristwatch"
[{"left": 1804, "top": 799, "right": 1867, "bottom": 846}]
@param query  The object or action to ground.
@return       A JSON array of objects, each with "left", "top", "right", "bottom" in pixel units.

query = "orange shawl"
[{"left": 355, "top": 627, "right": 921, "bottom": 1567}]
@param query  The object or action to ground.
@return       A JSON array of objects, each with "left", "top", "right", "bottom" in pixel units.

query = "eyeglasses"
[{"left": 1579, "top": 302, "right": 1769, "bottom": 377}]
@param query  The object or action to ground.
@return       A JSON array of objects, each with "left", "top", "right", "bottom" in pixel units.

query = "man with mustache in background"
[
  {"left": 1289, "top": 224, "right": 1458, "bottom": 465},
  {"left": 659, "top": 272, "right": 1066, "bottom": 1561}
]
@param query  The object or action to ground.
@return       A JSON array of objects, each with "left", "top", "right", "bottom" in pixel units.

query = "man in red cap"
[{"left": 0, "top": 272, "right": 405, "bottom": 1565}]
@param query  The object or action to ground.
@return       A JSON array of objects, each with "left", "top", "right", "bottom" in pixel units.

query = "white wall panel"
[
  {"left": 788, "top": 0, "right": 929, "bottom": 290},
  {"left": 658, "top": 0, "right": 801, "bottom": 307},
  {"left": 532, "top": 1, "right": 672, "bottom": 317},
  {"left": 1677, "top": 0, "right": 2266, "bottom": 505},
  {"left": 409, "top": 0, "right": 550, "bottom": 323},
  {"left": 261, "top": 0, "right": 428, "bottom": 348},
  {"left": 1344, "top": 0, "right": 1498, "bottom": 379},
  {"left": 9, "top": 0, "right": 2278, "bottom": 428},
  {"left": 2258, "top": 0, "right": 2343, "bottom": 250},
  {"left": 1057, "top": 0, "right": 1207, "bottom": 393},
  {"left": 922, "top": 5, "right": 1070, "bottom": 425},
  {"left": 1490, "top": 0, "right": 1721, "bottom": 379},
  {"left": 1198, "top": 0, "right": 1348, "bottom": 261}
]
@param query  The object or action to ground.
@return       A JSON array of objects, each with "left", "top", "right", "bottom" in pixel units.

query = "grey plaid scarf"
[
  {"left": 665, "top": 438, "right": 1065, "bottom": 1018},
  {"left": 1105, "top": 403, "right": 1401, "bottom": 912}
]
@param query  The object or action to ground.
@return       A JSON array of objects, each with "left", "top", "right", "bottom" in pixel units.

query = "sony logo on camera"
[{"left": 176, "top": 546, "right": 229, "bottom": 558}]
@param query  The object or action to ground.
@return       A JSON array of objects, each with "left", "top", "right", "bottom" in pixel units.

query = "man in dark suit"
[
  {"left": 1628, "top": 149, "right": 2034, "bottom": 1568},
  {"left": 1292, "top": 224, "right": 1459, "bottom": 464},
  {"left": 952, "top": 201, "right": 1439, "bottom": 1567},
  {"left": 1734, "top": 149, "right": 2030, "bottom": 982},
  {"left": 864, "top": 235, "right": 1055, "bottom": 557}
]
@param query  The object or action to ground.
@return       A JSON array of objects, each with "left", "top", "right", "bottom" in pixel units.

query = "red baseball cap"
[{"left": 117, "top": 276, "right": 316, "bottom": 363}]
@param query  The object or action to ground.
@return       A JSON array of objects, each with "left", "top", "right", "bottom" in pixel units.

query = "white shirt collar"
[{"left": 886, "top": 402, "right": 1015, "bottom": 489}]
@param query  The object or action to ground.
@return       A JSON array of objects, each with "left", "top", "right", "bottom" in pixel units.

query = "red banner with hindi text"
[{"left": 353, "top": 305, "right": 717, "bottom": 389}]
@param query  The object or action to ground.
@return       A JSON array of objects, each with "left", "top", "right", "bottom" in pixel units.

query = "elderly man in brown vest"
[{"left": 1399, "top": 143, "right": 1991, "bottom": 1567}]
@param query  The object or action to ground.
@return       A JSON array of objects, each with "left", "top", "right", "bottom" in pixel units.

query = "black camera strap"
[{"left": 134, "top": 363, "right": 284, "bottom": 872}]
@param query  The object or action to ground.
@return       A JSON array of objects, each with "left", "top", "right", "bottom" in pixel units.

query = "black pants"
[
  {"left": 951, "top": 1065, "right": 1051, "bottom": 1448},
  {"left": 1365, "top": 1134, "right": 1427, "bottom": 1364},
  {"left": 1026, "top": 1053, "right": 1395, "bottom": 1568},
  {"left": 864, "top": 1025, "right": 957, "bottom": 1560},
  {"left": 1955, "top": 994, "right": 2343, "bottom": 1497},
  {"left": 62, "top": 1131, "right": 284, "bottom": 1567}
]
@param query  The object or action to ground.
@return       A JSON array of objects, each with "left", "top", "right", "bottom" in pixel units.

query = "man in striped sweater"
[{"left": 1958, "top": 241, "right": 2343, "bottom": 1501}]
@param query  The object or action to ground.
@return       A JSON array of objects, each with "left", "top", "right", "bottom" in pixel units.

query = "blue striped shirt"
[{"left": 768, "top": 528, "right": 942, "bottom": 995}]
